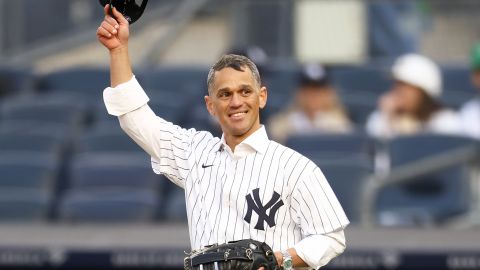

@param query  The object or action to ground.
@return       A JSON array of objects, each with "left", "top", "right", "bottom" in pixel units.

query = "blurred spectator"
[
  {"left": 366, "top": 54, "right": 462, "bottom": 139},
  {"left": 459, "top": 43, "right": 480, "bottom": 140},
  {"left": 268, "top": 64, "right": 353, "bottom": 143}
]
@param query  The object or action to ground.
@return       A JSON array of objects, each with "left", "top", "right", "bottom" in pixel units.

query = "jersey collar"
[{"left": 219, "top": 125, "right": 270, "bottom": 157}]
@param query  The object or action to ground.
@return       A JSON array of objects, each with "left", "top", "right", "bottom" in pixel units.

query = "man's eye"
[
  {"left": 218, "top": 92, "right": 230, "bottom": 98},
  {"left": 242, "top": 89, "right": 252, "bottom": 96}
]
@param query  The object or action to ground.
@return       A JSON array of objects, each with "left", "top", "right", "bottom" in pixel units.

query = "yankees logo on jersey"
[
  {"left": 244, "top": 188, "right": 284, "bottom": 231},
  {"left": 136, "top": 118, "right": 350, "bottom": 251},
  {"left": 103, "top": 75, "right": 350, "bottom": 268}
]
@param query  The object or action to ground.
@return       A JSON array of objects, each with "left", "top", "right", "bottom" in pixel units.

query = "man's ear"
[
  {"left": 204, "top": 95, "right": 216, "bottom": 116},
  {"left": 259, "top": 86, "right": 268, "bottom": 109}
]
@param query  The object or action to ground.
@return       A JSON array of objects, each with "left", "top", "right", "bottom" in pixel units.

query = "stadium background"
[{"left": 0, "top": 0, "right": 479, "bottom": 269}]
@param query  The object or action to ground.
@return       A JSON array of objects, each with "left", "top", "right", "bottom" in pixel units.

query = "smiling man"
[{"left": 97, "top": 6, "right": 349, "bottom": 270}]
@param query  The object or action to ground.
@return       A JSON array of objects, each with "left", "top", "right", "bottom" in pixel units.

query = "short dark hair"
[{"left": 207, "top": 54, "right": 261, "bottom": 94}]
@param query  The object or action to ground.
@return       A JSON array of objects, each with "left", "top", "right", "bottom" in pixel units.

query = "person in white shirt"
[
  {"left": 97, "top": 6, "right": 349, "bottom": 270},
  {"left": 459, "top": 43, "right": 480, "bottom": 140},
  {"left": 366, "top": 53, "right": 462, "bottom": 139},
  {"left": 268, "top": 64, "right": 353, "bottom": 143}
]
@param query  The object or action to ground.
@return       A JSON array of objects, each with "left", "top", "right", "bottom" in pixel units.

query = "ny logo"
[{"left": 244, "top": 188, "right": 284, "bottom": 230}]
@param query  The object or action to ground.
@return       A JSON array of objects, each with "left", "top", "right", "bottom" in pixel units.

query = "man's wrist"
[
  {"left": 109, "top": 46, "right": 129, "bottom": 56},
  {"left": 274, "top": 251, "right": 283, "bottom": 266}
]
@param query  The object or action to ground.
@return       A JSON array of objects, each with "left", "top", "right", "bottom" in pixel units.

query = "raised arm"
[{"left": 96, "top": 5, "right": 133, "bottom": 87}]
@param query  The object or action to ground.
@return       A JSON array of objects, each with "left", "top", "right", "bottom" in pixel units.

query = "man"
[
  {"left": 366, "top": 53, "right": 462, "bottom": 139},
  {"left": 459, "top": 42, "right": 480, "bottom": 140},
  {"left": 268, "top": 64, "right": 352, "bottom": 143},
  {"left": 97, "top": 6, "right": 348, "bottom": 269}
]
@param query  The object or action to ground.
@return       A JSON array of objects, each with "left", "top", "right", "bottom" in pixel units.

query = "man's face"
[
  {"left": 205, "top": 67, "right": 267, "bottom": 140},
  {"left": 297, "top": 84, "right": 336, "bottom": 115}
]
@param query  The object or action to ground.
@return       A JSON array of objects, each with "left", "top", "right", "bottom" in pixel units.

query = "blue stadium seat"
[
  {"left": 58, "top": 189, "right": 159, "bottom": 223},
  {"left": 262, "top": 66, "right": 299, "bottom": 96},
  {"left": 331, "top": 65, "right": 392, "bottom": 96},
  {"left": 376, "top": 135, "right": 474, "bottom": 226},
  {"left": 139, "top": 66, "right": 208, "bottom": 94},
  {"left": 182, "top": 102, "right": 221, "bottom": 136},
  {"left": 37, "top": 67, "right": 109, "bottom": 93},
  {"left": 69, "top": 153, "right": 158, "bottom": 190},
  {"left": 285, "top": 132, "right": 373, "bottom": 166},
  {"left": 441, "top": 66, "right": 477, "bottom": 108},
  {"left": 77, "top": 124, "right": 143, "bottom": 154},
  {"left": 0, "top": 189, "right": 52, "bottom": 222},
  {"left": 0, "top": 67, "right": 34, "bottom": 97},
  {"left": 340, "top": 92, "right": 378, "bottom": 125},
  {"left": 0, "top": 95, "right": 86, "bottom": 129},
  {"left": 0, "top": 133, "right": 63, "bottom": 154},
  {"left": 0, "top": 153, "right": 58, "bottom": 190},
  {"left": 0, "top": 121, "right": 71, "bottom": 143},
  {"left": 321, "top": 163, "right": 372, "bottom": 223},
  {"left": 163, "top": 183, "right": 187, "bottom": 221}
]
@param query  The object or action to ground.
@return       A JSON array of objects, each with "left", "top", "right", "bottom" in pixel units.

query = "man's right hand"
[{"left": 97, "top": 5, "right": 130, "bottom": 52}]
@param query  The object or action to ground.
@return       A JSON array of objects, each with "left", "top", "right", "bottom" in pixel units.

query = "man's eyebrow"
[
  {"left": 217, "top": 87, "right": 230, "bottom": 93},
  {"left": 239, "top": 84, "right": 254, "bottom": 89}
]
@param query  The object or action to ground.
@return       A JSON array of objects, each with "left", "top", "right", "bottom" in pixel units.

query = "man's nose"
[{"left": 229, "top": 93, "right": 243, "bottom": 107}]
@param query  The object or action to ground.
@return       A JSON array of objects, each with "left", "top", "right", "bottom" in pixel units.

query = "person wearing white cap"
[
  {"left": 366, "top": 53, "right": 462, "bottom": 139},
  {"left": 268, "top": 64, "right": 353, "bottom": 143}
]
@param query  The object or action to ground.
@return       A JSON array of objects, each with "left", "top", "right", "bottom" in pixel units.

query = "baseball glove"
[{"left": 184, "top": 239, "right": 280, "bottom": 270}]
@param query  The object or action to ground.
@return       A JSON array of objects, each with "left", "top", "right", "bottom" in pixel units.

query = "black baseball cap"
[{"left": 298, "top": 63, "right": 329, "bottom": 87}]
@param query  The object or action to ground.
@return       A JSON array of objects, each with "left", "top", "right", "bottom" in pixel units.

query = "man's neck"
[{"left": 224, "top": 124, "right": 261, "bottom": 152}]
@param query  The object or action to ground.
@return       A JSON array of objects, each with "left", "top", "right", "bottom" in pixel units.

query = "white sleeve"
[
  {"left": 103, "top": 76, "right": 203, "bottom": 188},
  {"left": 291, "top": 168, "right": 349, "bottom": 236},
  {"left": 294, "top": 230, "right": 346, "bottom": 269}
]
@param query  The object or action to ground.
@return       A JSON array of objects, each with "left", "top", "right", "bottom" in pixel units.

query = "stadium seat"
[
  {"left": 0, "top": 95, "right": 86, "bottom": 129},
  {"left": 0, "top": 121, "right": 72, "bottom": 143},
  {"left": 139, "top": 66, "right": 208, "bottom": 94},
  {"left": 0, "top": 67, "right": 34, "bottom": 98},
  {"left": 285, "top": 132, "right": 373, "bottom": 166},
  {"left": 262, "top": 66, "right": 299, "bottom": 96},
  {"left": 58, "top": 189, "right": 159, "bottom": 223},
  {"left": 321, "top": 163, "right": 372, "bottom": 223},
  {"left": 340, "top": 92, "right": 378, "bottom": 125},
  {"left": 77, "top": 124, "right": 143, "bottom": 154},
  {"left": 0, "top": 189, "right": 52, "bottom": 222},
  {"left": 37, "top": 67, "right": 109, "bottom": 93},
  {"left": 0, "top": 153, "right": 58, "bottom": 190},
  {"left": 148, "top": 90, "right": 191, "bottom": 124},
  {"left": 69, "top": 153, "right": 158, "bottom": 190},
  {"left": 376, "top": 134, "right": 475, "bottom": 226},
  {"left": 182, "top": 102, "right": 221, "bottom": 136},
  {"left": 331, "top": 65, "right": 392, "bottom": 95},
  {"left": 441, "top": 66, "right": 477, "bottom": 108},
  {"left": 163, "top": 183, "right": 187, "bottom": 221},
  {"left": 0, "top": 133, "right": 63, "bottom": 154}
]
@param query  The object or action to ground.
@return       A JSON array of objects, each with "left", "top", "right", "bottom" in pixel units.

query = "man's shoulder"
[
  {"left": 190, "top": 129, "right": 221, "bottom": 148},
  {"left": 269, "top": 140, "right": 317, "bottom": 169}
]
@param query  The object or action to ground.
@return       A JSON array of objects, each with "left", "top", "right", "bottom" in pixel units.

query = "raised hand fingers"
[
  {"left": 100, "top": 21, "right": 117, "bottom": 36},
  {"left": 105, "top": 15, "right": 120, "bottom": 30},
  {"left": 97, "top": 26, "right": 112, "bottom": 38}
]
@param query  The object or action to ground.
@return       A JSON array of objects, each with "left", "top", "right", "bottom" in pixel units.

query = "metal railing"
[{"left": 361, "top": 142, "right": 480, "bottom": 227}]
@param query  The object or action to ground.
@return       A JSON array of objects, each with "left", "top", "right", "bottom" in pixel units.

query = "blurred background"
[{"left": 0, "top": 0, "right": 479, "bottom": 269}]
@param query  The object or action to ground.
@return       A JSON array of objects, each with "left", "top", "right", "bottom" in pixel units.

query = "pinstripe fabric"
[{"left": 104, "top": 77, "right": 349, "bottom": 266}]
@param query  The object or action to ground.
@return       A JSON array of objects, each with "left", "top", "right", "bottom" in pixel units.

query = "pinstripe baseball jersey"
[{"left": 104, "top": 76, "right": 349, "bottom": 263}]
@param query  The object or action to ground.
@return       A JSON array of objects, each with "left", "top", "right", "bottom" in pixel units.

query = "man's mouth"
[{"left": 228, "top": 111, "right": 248, "bottom": 119}]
